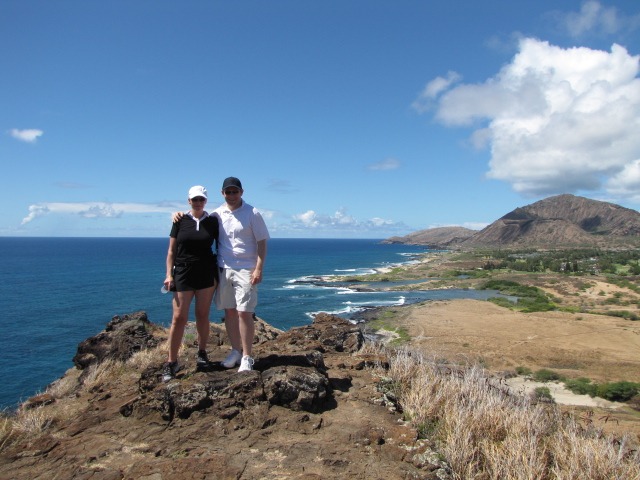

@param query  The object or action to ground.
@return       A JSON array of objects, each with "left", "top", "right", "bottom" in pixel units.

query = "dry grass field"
[
  {"left": 364, "top": 251, "right": 640, "bottom": 441},
  {"left": 396, "top": 298, "right": 640, "bottom": 384}
]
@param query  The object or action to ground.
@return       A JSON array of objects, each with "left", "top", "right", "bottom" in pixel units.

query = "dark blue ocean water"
[{"left": 0, "top": 237, "right": 498, "bottom": 411}]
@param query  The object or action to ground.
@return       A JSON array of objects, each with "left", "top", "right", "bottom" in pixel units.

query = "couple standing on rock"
[{"left": 162, "top": 177, "right": 270, "bottom": 382}]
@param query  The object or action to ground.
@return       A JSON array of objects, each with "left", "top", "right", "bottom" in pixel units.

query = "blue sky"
[{"left": 2, "top": 1, "right": 640, "bottom": 238}]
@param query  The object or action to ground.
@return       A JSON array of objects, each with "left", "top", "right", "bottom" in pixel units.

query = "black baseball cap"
[{"left": 222, "top": 177, "right": 243, "bottom": 190}]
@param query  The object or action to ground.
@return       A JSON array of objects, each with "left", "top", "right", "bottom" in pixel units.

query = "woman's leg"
[
  {"left": 167, "top": 291, "right": 195, "bottom": 362},
  {"left": 194, "top": 285, "right": 215, "bottom": 351}
]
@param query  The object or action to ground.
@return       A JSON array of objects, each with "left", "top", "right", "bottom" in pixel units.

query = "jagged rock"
[
  {"left": 269, "top": 312, "right": 364, "bottom": 353},
  {"left": 72, "top": 311, "right": 159, "bottom": 369},
  {"left": 158, "top": 372, "right": 257, "bottom": 420},
  {"left": 262, "top": 365, "right": 329, "bottom": 412},
  {"left": 253, "top": 316, "right": 282, "bottom": 342},
  {"left": 1, "top": 311, "right": 452, "bottom": 480},
  {"left": 257, "top": 350, "right": 327, "bottom": 371},
  {"left": 139, "top": 352, "right": 331, "bottom": 419},
  {"left": 20, "top": 393, "right": 55, "bottom": 410}
]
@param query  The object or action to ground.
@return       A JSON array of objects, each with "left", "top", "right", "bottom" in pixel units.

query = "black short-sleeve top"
[{"left": 170, "top": 212, "right": 219, "bottom": 264}]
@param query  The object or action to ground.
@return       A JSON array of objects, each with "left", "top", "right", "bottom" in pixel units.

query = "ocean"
[{"left": 0, "top": 237, "right": 498, "bottom": 411}]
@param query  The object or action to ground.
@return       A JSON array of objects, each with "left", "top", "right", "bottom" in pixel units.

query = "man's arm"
[
  {"left": 171, "top": 211, "right": 184, "bottom": 223},
  {"left": 251, "top": 239, "right": 267, "bottom": 285}
]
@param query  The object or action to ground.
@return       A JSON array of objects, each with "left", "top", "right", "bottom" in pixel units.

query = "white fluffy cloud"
[
  {"left": 411, "top": 71, "right": 462, "bottom": 114},
  {"left": 9, "top": 128, "right": 43, "bottom": 143},
  {"left": 419, "top": 37, "right": 640, "bottom": 199},
  {"left": 292, "top": 208, "right": 356, "bottom": 229},
  {"left": 292, "top": 210, "right": 320, "bottom": 227},
  {"left": 605, "top": 159, "right": 640, "bottom": 203},
  {"left": 561, "top": 1, "right": 630, "bottom": 37},
  {"left": 291, "top": 207, "right": 406, "bottom": 233},
  {"left": 21, "top": 202, "right": 180, "bottom": 225}
]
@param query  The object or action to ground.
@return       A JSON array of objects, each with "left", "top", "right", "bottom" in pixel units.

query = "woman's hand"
[{"left": 171, "top": 211, "right": 184, "bottom": 223}]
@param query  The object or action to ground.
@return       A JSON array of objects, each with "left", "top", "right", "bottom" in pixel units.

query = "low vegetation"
[
  {"left": 481, "top": 279, "right": 556, "bottom": 312},
  {"left": 0, "top": 340, "right": 169, "bottom": 454},
  {"left": 364, "top": 309, "right": 411, "bottom": 345},
  {"left": 482, "top": 248, "right": 640, "bottom": 276},
  {"left": 407, "top": 248, "right": 640, "bottom": 319},
  {"left": 521, "top": 368, "right": 640, "bottom": 404},
  {"left": 3, "top": 325, "right": 640, "bottom": 479},
  {"left": 372, "top": 345, "right": 640, "bottom": 479}
]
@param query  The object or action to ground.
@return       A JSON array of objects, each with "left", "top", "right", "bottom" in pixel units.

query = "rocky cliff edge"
[{"left": 0, "top": 311, "right": 450, "bottom": 480}]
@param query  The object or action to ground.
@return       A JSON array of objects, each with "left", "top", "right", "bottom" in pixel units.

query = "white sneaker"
[
  {"left": 238, "top": 355, "right": 254, "bottom": 372},
  {"left": 221, "top": 349, "right": 242, "bottom": 369}
]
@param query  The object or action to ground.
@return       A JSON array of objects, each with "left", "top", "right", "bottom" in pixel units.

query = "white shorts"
[{"left": 215, "top": 268, "right": 258, "bottom": 312}]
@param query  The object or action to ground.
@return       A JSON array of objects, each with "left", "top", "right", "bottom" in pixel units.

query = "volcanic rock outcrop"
[{"left": 1, "top": 311, "right": 450, "bottom": 479}]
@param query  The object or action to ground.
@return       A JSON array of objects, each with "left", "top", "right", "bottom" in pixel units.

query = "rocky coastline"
[
  {"left": 4, "top": 245, "right": 640, "bottom": 478},
  {"left": 0, "top": 311, "right": 452, "bottom": 480}
]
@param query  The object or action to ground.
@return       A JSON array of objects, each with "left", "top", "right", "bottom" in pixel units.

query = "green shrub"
[
  {"left": 480, "top": 280, "right": 555, "bottom": 312},
  {"left": 517, "top": 297, "right": 556, "bottom": 312},
  {"left": 443, "top": 269, "right": 490, "bottom": 279},
  {"left": 533, "top": 369, "right": 564, "bottom": 383},
  {"left": 564, "top": 377, "right": 597, "bottom": 396},
  {"left": 596, "top": 381, "right": 640, "bottom": 402},
  {"left": 487, "top": 297, "right": 515, "bottom": 309},
  {"left": 415, "top": 419, "right": 439, "bottom": 439},
  {"left": 533, "top": 387, "right": 554, "bottom": 402},
  {"left": 515, "top": 366, "right": 532, "bottom": 376},
  {"left": 481, "top": 280, "right": 531, "bottom": 296},
  {"left": 607, "top": 310, "right": 639, "bottom": 321}
]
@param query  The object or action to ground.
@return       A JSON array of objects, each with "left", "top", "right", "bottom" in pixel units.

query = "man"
[{"left": 215, "top": 177, "right": 269, "bottom": 372}]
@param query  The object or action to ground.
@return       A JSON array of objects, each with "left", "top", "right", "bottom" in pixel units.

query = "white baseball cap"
[{"left": 188, "top": 185, "right": 208, "bottom": 199}]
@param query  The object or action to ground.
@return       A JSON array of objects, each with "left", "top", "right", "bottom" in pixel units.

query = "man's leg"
[
  {"left": 224, "top": 308, "right": 242, "bottom": 353},
  {"left": 238, "top": 311, "right": 255, "bottom": 357}
]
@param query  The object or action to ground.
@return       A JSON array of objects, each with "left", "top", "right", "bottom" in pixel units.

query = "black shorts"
[{"left": 173, "top": 258, "right": 218, "bottom": 292}]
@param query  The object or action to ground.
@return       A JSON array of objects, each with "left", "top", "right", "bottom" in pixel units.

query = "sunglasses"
[
  {"left": 191, "top": 197, "right": 206, "bottom": 202},
  {"left": 224, "top": 189, "right": 240, "bottom": 195}
]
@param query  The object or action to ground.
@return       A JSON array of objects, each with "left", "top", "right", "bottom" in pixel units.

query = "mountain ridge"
[{"left": 386, "top": 194, "right": 640, "bottom": 249}]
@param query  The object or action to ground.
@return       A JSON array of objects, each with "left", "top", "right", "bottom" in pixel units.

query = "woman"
[{"left": 162, "top": 185, "right": 219, "bottom": 382}]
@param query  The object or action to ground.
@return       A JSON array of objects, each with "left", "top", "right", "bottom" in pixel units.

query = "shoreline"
[{"left": 331, "top": 250, "right": 640, "bottom": 420}]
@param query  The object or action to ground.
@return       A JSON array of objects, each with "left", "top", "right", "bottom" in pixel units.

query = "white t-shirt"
[{"left": 214, "top": 200, "right": 270, "bottom": 270}]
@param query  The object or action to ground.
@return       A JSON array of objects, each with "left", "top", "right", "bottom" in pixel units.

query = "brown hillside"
[
  {"left": 463, "top": 194, "right": 640, "bottom": 249},
  {"left": 387, "top": 194, "right": 640, "bottom": 249},
  {"left": 383, "top": 226, "right": 476, "bottom": 247}
]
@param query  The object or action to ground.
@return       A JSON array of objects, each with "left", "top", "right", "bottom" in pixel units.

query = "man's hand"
[
  {"left": 172, "top": 211, "right": 184, "bottom": 223},
  {"left": 251, "top": 269, "right": 263, "bottom": 285}
]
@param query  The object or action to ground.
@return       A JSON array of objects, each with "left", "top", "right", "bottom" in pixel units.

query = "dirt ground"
[
  {"left": 397, "top": 298, "right": 640, "bottom": 382},
  {"left": 391, "top": 298, "right": 640, "bottom": 439}
]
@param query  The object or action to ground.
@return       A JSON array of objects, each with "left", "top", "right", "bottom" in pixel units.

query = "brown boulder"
[{"left": 72, "top": 311, "right": 159, "bottom": 369}]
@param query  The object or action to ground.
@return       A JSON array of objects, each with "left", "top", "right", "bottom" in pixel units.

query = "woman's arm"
[{"left": 164, "top": 237, "right": 177, "bottom": 290}]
